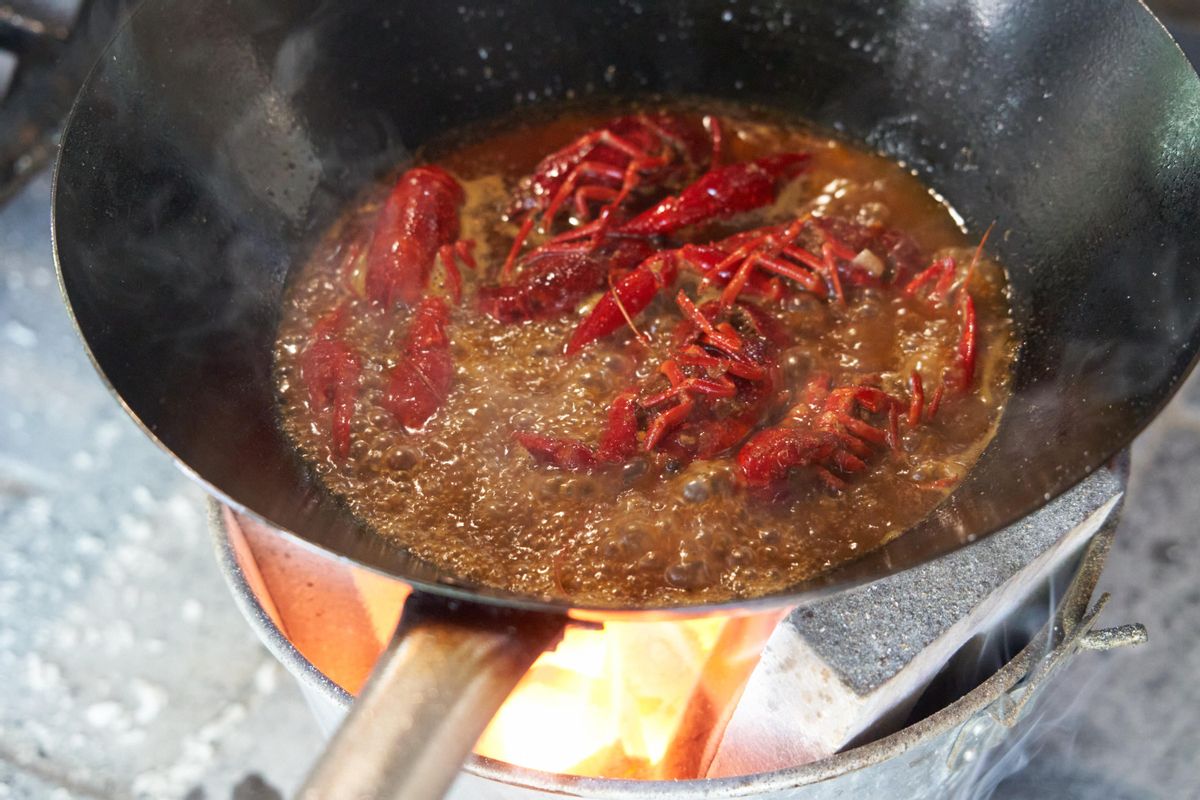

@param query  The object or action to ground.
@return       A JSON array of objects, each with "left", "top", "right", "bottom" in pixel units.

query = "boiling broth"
[{"left": 274, "top": 102, "right": 1015, "bottom": 606}]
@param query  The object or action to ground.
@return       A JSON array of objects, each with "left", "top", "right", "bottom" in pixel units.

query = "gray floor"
[
  {"left": 2, "top": 171, "right": 1200, "bottom": 798},
  {"left": 0, "top": 175, "right": 322, "bottom": 798}
]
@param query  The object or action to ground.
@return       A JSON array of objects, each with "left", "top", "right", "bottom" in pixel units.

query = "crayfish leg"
[
  {"left": 300, "top": 332, "right": 361, "bottom": 460},
  {"left": 514, "top": 432, "right": 599, "bottom": 472}
]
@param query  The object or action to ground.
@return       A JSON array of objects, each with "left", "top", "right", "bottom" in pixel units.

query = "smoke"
[
  {"left": 932, "top": 538, "right": 1148, "bottom": 800},
  {"left": 951, "top": 655, "right": 1143, "bottom": 800}
]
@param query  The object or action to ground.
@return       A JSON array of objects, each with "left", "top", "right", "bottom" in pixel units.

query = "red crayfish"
[
  {"left": 901, "top": 225, "right": 993, "bottom": 395},
  {"left": 384, "top": 296, "right": 455, "bottom": 430},
  {"left": 300, "top": 166, "right": 473, "bottom": 454},
  {"left": 365, "top": 165, "right": 477, "bottom": 308},
  {"left": 480, "top": 112, "right": 809, "bottom": 325},
  {"left": 730, "top": 227, "right": 993, "bottom": 492},
  {"left": 299, "top": 305, "right": 361, "bottom": 459},
  {"left": 567, "top": 213, "right": 925, "bottom": 354},
  {"left": 503, "top": 113, "right": 714, "bottom": 275},
  {"left": 514, "top": 293, "right": 787, "bottom": 472},
  {"left": 736, "top": 373, "right": 903, "bottom": 492},
  {"left": 478, "top": 153, "right": 808, "bottom": 324},
  {"left": 297, "top": 110, "right": 992, "bottom": 501}
]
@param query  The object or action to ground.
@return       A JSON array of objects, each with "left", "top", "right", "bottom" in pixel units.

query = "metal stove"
[{"left": 210, "top": 457, "right": 1145, "bottom": 799}]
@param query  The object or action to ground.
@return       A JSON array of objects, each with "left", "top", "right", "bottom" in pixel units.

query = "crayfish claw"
[
  {"left": 300, "top": 306, "right": 362, "bottom": 460},
  {"left": 384, "top": 297, "right": 454, "bottom": 430}
]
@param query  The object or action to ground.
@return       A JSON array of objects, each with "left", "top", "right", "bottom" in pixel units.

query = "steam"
[
  {"left": 947, "top": 575, "right": 1066, "bottom": 800},
  {"left": 931, "top": 544, "right": 1133, "bottom": 800},
  {"left": 950, "top": 658, "right": 1116, "bottom": 800}
]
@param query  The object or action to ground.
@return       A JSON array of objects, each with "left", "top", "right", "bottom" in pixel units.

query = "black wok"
[{"left": 53, "top": 0, "right": 1200, "bottom": 796}]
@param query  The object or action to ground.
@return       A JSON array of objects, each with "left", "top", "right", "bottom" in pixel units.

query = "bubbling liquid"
[{"left": 274, "top": 102, "right": 1016, "bottom": 607}]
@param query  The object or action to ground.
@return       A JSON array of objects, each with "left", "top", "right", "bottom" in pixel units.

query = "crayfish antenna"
[
  {"left": 963, "top": 221, "right": 996, "bottom": 288},
  {"left": 607, "top": 270, "right": 652, "bottom": 350}
]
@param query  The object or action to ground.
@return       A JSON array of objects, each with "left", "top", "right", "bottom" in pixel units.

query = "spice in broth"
[{"left": 274, "top": 104, "right": 1016, "bottom": 606}]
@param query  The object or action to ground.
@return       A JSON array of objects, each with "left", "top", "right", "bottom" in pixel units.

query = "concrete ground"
[{"left": 2, "top": 128, "right": 1199, "bottom": 800}]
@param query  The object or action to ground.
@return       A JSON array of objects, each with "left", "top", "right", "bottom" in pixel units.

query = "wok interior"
[{"left": 54, "top": 0, "right": 1200, "bottom": 612}]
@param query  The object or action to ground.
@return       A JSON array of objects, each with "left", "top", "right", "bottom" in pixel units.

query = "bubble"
[
  {"left": 539, "top": 474, "right": 566, "bottom": 499},
  {"left": 603, "top": 527, "right": 650, "bottom": 561},
  {"left": 665, "top": 560, "right": 712, "bottom": 590},
  {"left": 601, "top": 352, "right": 634, "bottom": 375},
  {"left": 856, "top": 201, "right": 889, "bottom": 227},
  {"left": 510, "top": 409, "right": 537, "bottom": 429},
  {"left": 758, "top": 529, "right": 781, "bottom": 545},
  {"left": 366, "top": 408, "right": 392, "bottom": 428},
  {"left": 637, "top": 550, "right": 666, "bottom": 571},
  {"left": 578, "top": 370, "right": 609, "bottom": 391},
  {"left": 621, "top": 459, "right": 648, "bottom": 483},
  {"left": 682, "top": 477, "right": 711, "bottom": 503},
  {"left": 385, "top": 445, "right": 422, "bottom": 471},
  {"left": 781, "top": 346, "right": 814, "bottom": 382},
  {"left": 727, "top": 546, "right": 756, "bottom": 566},
  {"left": 693, "top": 528, "right": 732, "bottom": 557},
  {"left": 558, "top": 477, "right": 596, "bottom": 500},
  {"left": 782, "top": 294, "right": 831, "bottom": 336}
]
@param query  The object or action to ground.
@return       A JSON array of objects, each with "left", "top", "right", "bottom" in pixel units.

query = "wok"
[{"left": 53, "top": 0, "right": 1200, "bottom": 797}]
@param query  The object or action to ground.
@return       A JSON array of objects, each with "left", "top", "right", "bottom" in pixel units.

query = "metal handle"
[
  {"left": 1078, "top": 622, "right": 1148, "bottom": 651},
  {"left": 298, "top": 592, "right": 565, "bottom": 800},
  {"left": 987, "top": 592, "right": 1148, "bottom": 728}
]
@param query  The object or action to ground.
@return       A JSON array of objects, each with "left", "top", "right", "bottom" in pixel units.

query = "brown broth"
[{"left": 274, "top": 102, "right": 1016, "bottom": 607}]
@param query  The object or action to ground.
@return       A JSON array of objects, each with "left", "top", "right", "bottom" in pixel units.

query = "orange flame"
[
  {"left": 232, "top": 509, "right": 784, "bottom": 780},
  {"left": 475, "top": 618, "right": 724, "bottom": 776}
]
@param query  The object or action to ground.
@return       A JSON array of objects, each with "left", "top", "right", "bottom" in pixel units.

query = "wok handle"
[{"left": 298, "top": 591, "right": 565, "bottom": 800}]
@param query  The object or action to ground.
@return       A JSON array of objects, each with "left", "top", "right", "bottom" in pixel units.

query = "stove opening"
[{"left": 474, "top": 613, "right": 782, "bottom": 779}]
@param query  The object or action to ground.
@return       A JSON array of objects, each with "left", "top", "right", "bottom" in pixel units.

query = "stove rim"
[{"left": 209, "top": 499, "right": 1082, "bottom": 797}]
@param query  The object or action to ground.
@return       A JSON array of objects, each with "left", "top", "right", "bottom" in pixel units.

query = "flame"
[
  {"left": 473, "top": 614, "right": 781, "bottom": 778},
  {"left": 230, "top": 510, "right": 783, "bottom": 781}
]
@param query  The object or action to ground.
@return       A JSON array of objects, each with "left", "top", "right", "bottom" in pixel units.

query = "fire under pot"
[{"left": 209, "top": 455, "right": 1146, "bottom": 798}]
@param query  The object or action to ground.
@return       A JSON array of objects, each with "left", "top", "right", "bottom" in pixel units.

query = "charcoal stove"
[
  {"left": 209, "top": 457, "right": 1145, "bottom": 798},
  {"left": 35, "top": 0, "right": 1197, "bottom": 796}
]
